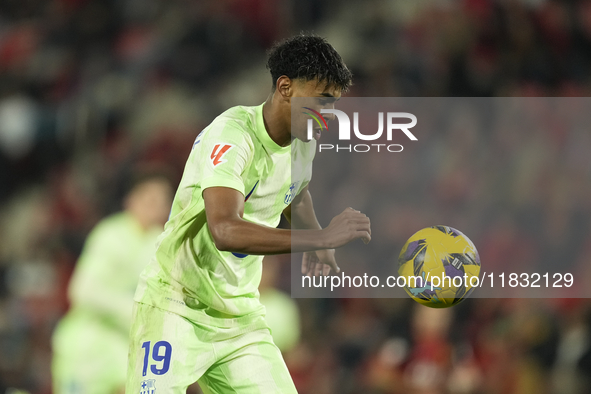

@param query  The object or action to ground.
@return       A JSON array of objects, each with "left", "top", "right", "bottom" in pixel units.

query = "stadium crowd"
[{"left": 0, "top": 0, "right": 590, "bottom": 393}]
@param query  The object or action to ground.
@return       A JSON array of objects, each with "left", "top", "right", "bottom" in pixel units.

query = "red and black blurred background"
[{"left": 1, "top": 0, "right": 591, "bottom": 393}]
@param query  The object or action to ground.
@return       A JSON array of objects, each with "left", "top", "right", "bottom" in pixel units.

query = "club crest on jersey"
[
  {"left": 140, "top": 379, "right": 156, "bottom": 394},
  {"left": 210, "top": 144, "right": 233, "bottom": 166},
  {"left": 284, "top": 182, "right": 299, "bottom": 205}
]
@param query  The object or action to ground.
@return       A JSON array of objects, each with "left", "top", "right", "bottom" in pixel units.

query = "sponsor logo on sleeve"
[{"left": 210, "top": 144, "right": 233, "bottom": 166}]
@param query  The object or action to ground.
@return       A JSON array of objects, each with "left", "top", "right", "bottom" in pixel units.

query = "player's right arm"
[
  {"left": 199, "top": 119, "right": 370, "bottom": 257},
  {"left": 204, "top": 187, "right": 370, "bottom": 256}
]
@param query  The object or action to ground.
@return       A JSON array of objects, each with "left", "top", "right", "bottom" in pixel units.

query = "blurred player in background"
[
  {"left": 126, "top": 34, "right": 371, "bottom": 393},
  {"left": 51, "top": 172, "right": 173, "bottom": 394},
  {"left": 259, "top": 256, "right": 301, "bottom": 354}
]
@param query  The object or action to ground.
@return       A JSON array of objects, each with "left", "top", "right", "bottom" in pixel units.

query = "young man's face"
[
  {"left": 289, "top": 79, "right": 341, "bottom": 142},
  {"left": 126, "top": 178, "right": 173, "bottom": 228}
]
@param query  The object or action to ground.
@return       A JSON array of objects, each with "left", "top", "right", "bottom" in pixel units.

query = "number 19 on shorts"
[{"left": 141, "top": 341, "right": 172, "bottom": 376}]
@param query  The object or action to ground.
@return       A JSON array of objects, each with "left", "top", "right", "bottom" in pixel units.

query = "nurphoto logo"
[{"left": 305, "top": 108, "right": 418, "bottom": 153}]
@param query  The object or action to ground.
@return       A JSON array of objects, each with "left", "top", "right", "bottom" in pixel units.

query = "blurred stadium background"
[{"left": 1, "top": 0, "right": 591, "bottom": 393}]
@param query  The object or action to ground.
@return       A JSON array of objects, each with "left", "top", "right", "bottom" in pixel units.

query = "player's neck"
[{"left": 262, "top": 96, "right": 291, "bottom": 147}]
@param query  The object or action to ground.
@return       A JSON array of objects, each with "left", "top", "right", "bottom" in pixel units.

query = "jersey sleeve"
[
  {"left": 198, "top": 120, "right": 253, "bottom": 196},
  {"left": 297, "top": 165, "right": 312, "bottom": 196}
]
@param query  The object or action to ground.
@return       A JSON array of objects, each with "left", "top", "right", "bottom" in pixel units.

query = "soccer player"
[
  {"left": 52, "top": 173, "right": 173, "bottom": 394},
  {"left": 127, "top": 34, "right": 371, "bottom": 393}
]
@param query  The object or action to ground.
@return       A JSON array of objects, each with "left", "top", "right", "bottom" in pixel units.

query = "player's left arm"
[{"left": 284, "top": 185, "right": 336, "bottom": 276}]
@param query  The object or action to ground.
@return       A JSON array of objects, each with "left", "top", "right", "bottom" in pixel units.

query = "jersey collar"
[{"left": 255, "top": 103, "right": 290, "bottom": 154}]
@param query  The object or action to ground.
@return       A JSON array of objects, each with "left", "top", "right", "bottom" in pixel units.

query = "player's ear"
[{"left": 275, "top": 76, "right": 293, "bottom": 101}]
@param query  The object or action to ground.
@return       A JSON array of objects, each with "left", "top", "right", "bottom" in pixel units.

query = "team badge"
[
  {"left": 284, "top": 182, "right": 299, "bottom": 204},
  {"left": 210, "top": 144, "right": 233, "bottom": 166},
  {"left": 140, "top": 379, "right": 156, "bottom": 394}
]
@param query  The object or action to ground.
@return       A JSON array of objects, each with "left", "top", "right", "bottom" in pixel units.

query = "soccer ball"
[{"left": 398, "top": 225, "right": 481, "bottom": 308}]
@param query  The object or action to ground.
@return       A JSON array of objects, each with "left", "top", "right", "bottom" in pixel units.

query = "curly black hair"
[{"left": 266, "top": 34, "right": 352, "bottom": 91}]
